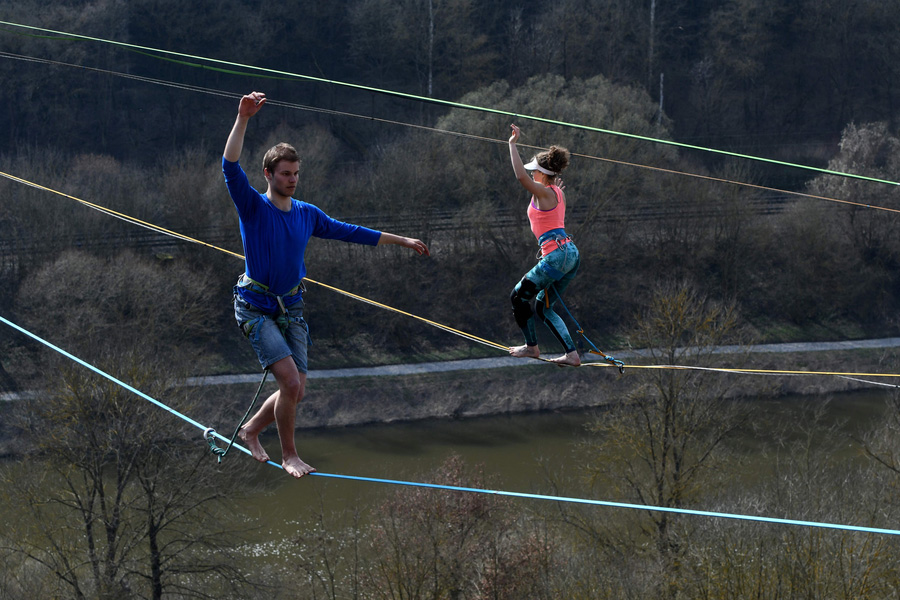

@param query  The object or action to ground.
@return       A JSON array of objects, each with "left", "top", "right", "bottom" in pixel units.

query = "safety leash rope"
[
  {"left": 546, "top": 283, "right": 626, "bottom": 372},
  {"left": 206, "top": 292, "right": 295, "bottom": 462},
  {"left": 204, "top": 368, "right": 269, "bottom": 462}
]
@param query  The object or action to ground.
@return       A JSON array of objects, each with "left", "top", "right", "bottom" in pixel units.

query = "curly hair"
[{"left": 533, "top": 145, "right": 570, "bottom": 177}]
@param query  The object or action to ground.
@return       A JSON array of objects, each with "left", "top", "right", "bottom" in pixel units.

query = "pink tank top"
[{"left": 527, "top": 185, "right": 567, "bottom": 255}]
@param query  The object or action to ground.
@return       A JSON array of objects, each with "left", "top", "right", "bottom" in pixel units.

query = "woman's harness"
[
  {"left": 536, "top": 228, "right": 572, "bottom": 263},
  {"left": 535, "top": 231, "right": 626, "bottom": 373}
]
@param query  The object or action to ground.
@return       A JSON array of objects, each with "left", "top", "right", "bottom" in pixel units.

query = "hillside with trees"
[
  {"left": 2, "top": 1, "right": 900, "bottom": 380},
  {"left": 3, "top": 3, "right": 900, "bottom": 597}
]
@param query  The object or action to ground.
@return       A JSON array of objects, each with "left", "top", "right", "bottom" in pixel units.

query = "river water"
[
  {"left": 239, "top": 406, "right": 599, "bottom": 536},
  {"left": 237, "top": 387, "right": 895, "bottom": 539}
]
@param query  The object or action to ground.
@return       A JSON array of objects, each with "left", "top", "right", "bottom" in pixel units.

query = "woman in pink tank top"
[{"left": 507, "top": 124, "right": 582, "bottom": 366}]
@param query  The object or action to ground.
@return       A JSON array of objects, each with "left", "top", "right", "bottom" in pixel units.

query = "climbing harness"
[
  {"left": 237, "top": 273, "right": 306, "bottom": 298},
  {"left": 545, "top": 283, "right": 626, "bottom": 373},
  {"left": 207, "top": 275, "right": 302, "bottom": 462},
  {"left": 536, "top": 228, "right": 572, "bottom": 261},
  {"left": 204, "top": 368, "right": 270, "bottom": 462},
  {"left": 236, "top": 273, "right": 307, "bottom": 335}
]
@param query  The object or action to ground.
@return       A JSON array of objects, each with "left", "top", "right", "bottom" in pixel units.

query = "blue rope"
[
  {"left": 309, "top": 472, "right": 900, "bottom": 536},
  {"left": 1, "top": 315, "right": 209, "bottom": 430},
  {"left": 0, "top": 313, "right": 260, "bottom": 460},
  {"left": 4, "top": 313, "right": 900, "bottom": 537}
]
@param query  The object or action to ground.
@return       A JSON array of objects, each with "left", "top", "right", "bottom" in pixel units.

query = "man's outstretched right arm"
[{"left": 224, "top": 91, "right": 266, "bottom": 162}]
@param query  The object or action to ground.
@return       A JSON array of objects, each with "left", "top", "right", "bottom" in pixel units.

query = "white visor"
[{"left": 524, "top": 159, "right": 557, "bottom": 176}]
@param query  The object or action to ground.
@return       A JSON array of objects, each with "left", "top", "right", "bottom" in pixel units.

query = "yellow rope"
[
  {"left": 2, "top": 172, "right": 246, "bottom": 260},
  {"left": 5, "top": 169, "right": 900, "bottom": 380},
  {"left": 581, "top": 363, "right": 900, "bottom": 378}
]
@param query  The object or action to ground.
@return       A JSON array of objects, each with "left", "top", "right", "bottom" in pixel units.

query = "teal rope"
[
  {"left": 7, "top": 312, "right": 900, "bottom": 537},
  {"left": 205, "top": 369, "right": 269, "bottom": 463},
  {"left": 545, "top": 284, "right": 625, "bottom": 372},
  {"left": 1, "top": 20, "right": 898, "bottom": 187},
  {"left": 0, "top": 314, "right": 211, "bottom": 430}
]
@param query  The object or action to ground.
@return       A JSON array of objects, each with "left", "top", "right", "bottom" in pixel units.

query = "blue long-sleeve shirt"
[{"left": 223, "top": 157, "right": 381, "bottom": 313}]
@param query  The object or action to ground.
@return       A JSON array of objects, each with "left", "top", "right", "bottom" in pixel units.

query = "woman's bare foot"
[
  {"left": 238, "top": 427, "right": 270, "bottom": 463},
  {"left": 283, "top": 455, "right": 316, "bottom": 478},
  {"left": 509, "top": 344, "right": 540, "bottom": 358},
  {"left": 549, "top": 350, "right": 581, "bottom": 367}
]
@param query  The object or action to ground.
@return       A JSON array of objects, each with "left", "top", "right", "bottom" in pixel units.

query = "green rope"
[
  {"left": 205, "top": 368, "right": 269, "bottom": 463},
  {"left": 1, "top": 19, "right": 898, "bottom": 187}
]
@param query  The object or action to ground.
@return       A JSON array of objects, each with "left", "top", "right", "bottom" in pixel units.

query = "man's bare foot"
[
  {"left": 238, "top": 427, "right": 270, "bottom": 463},
  {"left": 509, "top": 344, "right": 540, "bottom": 358},
  {"left": 283, "top": 455, "right": 316, "bottom": 478},
  {"left": 549, "top": 350, "right": 581, "bottom": 367}
]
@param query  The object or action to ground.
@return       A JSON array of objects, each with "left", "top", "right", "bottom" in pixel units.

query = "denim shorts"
[{"left": 234, "top": 295, "right": 310, "bottom": 373}]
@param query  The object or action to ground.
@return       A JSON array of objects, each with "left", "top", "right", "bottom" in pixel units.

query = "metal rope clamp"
[
  {"left": 602, "top": 354, "right": 626, "bottom": 374},
  {"left": 203, "top": 427, "right": 227, "bottom": 463}
]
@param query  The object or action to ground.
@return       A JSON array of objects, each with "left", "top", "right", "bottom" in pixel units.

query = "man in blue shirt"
[{"left": 224, "top": 91, "right": 429, "bottom": 478}]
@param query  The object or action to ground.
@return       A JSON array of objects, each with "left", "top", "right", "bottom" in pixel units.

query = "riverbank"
[
  {"left": 195, "top": 339, "right": 900, "bottom": 431},
  {"left": 2, "top": 340, "right": 898, "bottom": 447}
]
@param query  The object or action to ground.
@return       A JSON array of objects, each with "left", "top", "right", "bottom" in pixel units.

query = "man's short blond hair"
[{"left": 263, "top": 143, "right": 301, "bottom": 175}]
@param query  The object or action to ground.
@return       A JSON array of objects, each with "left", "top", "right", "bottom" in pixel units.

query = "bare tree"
[
  {"left": 686, "top": 400, "right": 900, "bottom": 598},
  {"left": 576, "top": 281, "right": 752, "bottom": 597},
  {"left": 0, "top": 359, "right": 255, "bottom": 599},
  {"left": 362, "top": 454, "right": 556, "bottom": 599}
]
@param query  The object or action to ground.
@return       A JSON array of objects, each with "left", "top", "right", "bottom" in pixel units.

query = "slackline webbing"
[{"left": 4, "top": 312, "right": 900, "bottom": 537}]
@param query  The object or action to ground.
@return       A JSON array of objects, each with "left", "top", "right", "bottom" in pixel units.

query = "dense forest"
[{"left": 3, "top": 2, "right": 900, "bottom": 598}]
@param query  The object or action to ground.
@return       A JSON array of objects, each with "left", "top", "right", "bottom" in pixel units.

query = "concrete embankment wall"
[{"left": 213, "top": 343, "right": 900, "bottom": 430}]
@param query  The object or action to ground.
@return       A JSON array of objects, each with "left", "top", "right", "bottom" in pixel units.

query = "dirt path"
[{"left": 184, "top": 337, "right": 900, "bottom": 386}]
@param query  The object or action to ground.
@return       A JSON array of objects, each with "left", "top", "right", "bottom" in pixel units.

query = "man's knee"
[
  {"left": 286, "top": 377, "right": 305, "bottom": 401},
  {"left": 270, "top": 358, "right": 305, "bottom": 401}
]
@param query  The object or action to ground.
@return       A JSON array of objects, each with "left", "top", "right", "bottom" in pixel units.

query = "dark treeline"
[{"left": 3, "top": 0, "right": 900, "bottom": 162}]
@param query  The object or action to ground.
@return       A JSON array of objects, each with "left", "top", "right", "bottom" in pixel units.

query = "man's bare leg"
[
  {"left": 509, "top": 344, "right": 540, "bottom": 358},
  {"left": 238, "top": 390, "right": 276, "bottom": 463},
  {"left": 268, "top": 357, "right": 315, "bottom": 478},
  {"left": 238, "top": 357, "right": 316, "bottom": 477},
  {"left": 548, "top": 350, "right": 581, "bottom": 367}
]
